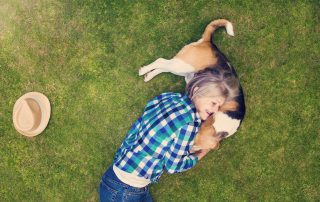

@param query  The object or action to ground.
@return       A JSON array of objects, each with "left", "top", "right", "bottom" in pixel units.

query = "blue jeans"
[{"left": 99, "top": 166, "right": 153, "bottom": 202}]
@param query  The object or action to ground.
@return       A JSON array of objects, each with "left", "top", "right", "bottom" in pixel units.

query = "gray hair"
[{"left": 186, "top": 67, "right": 240, "bottom": 102}]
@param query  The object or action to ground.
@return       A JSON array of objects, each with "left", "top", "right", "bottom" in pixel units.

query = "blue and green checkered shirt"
[{"left": 113, "top": 92, "right": 201, "bottom": 183}]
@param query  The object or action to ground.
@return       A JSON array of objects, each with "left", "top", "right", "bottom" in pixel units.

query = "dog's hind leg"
[
  {"left": 138, "top": 58, "right": 169, "bottom": 76},
  {"left": 164, "top": 58, "right": 195, "bottom": 75},
  {"left": 143, "top": 69, "right": 165, "bottom": 82},
  {"left": 139, "top": 58, "right": 196, "bottom": 82}
]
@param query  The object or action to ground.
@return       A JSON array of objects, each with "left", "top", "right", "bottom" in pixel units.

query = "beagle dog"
[{"left": 139, "top": 19, "right": 245, "bottom": 151}]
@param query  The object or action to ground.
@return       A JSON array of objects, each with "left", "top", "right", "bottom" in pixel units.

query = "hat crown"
[{"left": 16, "top": 98, "right": 41, "bottom": 132}]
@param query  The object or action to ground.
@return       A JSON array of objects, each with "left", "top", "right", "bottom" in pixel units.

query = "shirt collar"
[{"left": 182, "top": 94, "right": 201, "bottom": 122}]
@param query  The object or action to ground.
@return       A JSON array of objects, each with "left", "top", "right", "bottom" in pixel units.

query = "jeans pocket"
[
  {"left": 124, "top": 192, "right": 145, "bottom": 202},
  {"left": 99, "top": 180, "right": 118, "bottom": 202}
]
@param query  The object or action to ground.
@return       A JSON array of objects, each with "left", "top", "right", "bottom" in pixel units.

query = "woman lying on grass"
[{"left": 99, "top": 68, "right": 240, "bottom": 202}]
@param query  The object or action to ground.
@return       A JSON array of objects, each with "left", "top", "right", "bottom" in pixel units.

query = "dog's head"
[
  {"left": 215, "top": 100, "right": 242, "bottom": 138},
  {"left": 192, "top": 100, "right": 241, "bottom": 151},
  {"left": 215, "top": 87, "right": 246, "bottom": 138}
]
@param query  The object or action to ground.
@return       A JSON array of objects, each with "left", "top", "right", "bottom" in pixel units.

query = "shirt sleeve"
[{"left": 163, "top": 121, "right": 199, "bottom": 174}]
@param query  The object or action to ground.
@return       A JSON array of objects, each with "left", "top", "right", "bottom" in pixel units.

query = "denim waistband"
[{"left": 102, "top": 166, "right": 149, "bottom": 193}]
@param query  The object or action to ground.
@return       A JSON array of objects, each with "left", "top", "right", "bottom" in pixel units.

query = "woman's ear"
[{"left": 193, "top": 87, "right": 199, "bottom": 92}]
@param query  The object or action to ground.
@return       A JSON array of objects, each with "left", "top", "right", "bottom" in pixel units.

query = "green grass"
[{"left": 0, "top": 0, "right": 319, "bottom": 201}]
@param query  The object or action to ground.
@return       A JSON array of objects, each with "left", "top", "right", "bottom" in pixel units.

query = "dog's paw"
[
  {"left": 139, "top": 66, "right": 152, "bottom": 76},
  {"left": 138, "top": 68, "right": 144, "bottom": 76},
  {"left": 144, "top": 69, "right": 163, "bottom": 82},
  {"left": 144, "top": 73, "right": 152, "bottom": 82}
]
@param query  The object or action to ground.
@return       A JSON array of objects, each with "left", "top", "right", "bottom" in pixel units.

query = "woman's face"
[{"left": 193, "top": 96, "right": 225, "bottom": 121}]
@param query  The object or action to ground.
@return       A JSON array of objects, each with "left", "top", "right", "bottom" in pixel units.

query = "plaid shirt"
[{"left": 113, "top": 92, "right": 201, "bottom": 183}]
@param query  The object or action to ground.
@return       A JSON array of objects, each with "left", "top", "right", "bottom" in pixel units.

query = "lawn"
[{"left": 0, "top": 0, "right": 319, "bottom": 201}]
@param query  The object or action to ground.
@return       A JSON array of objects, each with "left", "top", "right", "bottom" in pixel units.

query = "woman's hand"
[{"left": 195, "top": 149, "right": 210, "bottom": 160}]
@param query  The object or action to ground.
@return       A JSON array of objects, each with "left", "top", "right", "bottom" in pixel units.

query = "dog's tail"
[{"left": 202, "top": 19, "right": 234, "bottom": 42}]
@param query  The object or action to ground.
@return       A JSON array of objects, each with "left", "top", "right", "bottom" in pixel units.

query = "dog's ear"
[
  {"left": 203, "top": 114, "right": 215, "bottom": 127},
  {"left": 195, "top": 114, "right": 216, "bottom": 149}
]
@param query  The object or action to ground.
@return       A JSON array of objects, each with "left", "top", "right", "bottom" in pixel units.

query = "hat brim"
[{"left": 13, "top": 92, "right": 51, "bottom": 137}]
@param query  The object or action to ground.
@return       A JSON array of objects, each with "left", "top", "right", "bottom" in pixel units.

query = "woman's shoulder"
[
  {"left": 154, "top": 92, "right": 183, "bottom": 101},
  {"left": 151, "top": 92, "right": 198, "bottom": 120},
  {"left": 143, "top": 92, "right": 201, "bottom": 133},
  {"left": 145, "top": 92, "right": 181, "bottom": 107},
  {"left": 150, "top": 92, "right": 191, "bottom": 108}
]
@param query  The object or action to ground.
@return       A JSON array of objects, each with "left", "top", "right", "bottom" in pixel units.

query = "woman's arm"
[
  {"left": 194, "top": 149, "right": 210, "bottom": 160},
  {"left": 163, "top": 122, "right": 199, "bottom": 174}
]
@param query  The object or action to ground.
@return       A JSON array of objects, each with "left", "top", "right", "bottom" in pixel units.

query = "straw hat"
[{"left": 12, "top": 92, "right": 51, "bottom": 137}]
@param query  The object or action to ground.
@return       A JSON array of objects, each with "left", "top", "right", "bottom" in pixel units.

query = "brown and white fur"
[
  {"left": 139, "top": 19, "right": 245, "bottom": 151},
  {"left": 191, "top": 100, "right": 240, "bottom": 152}
]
